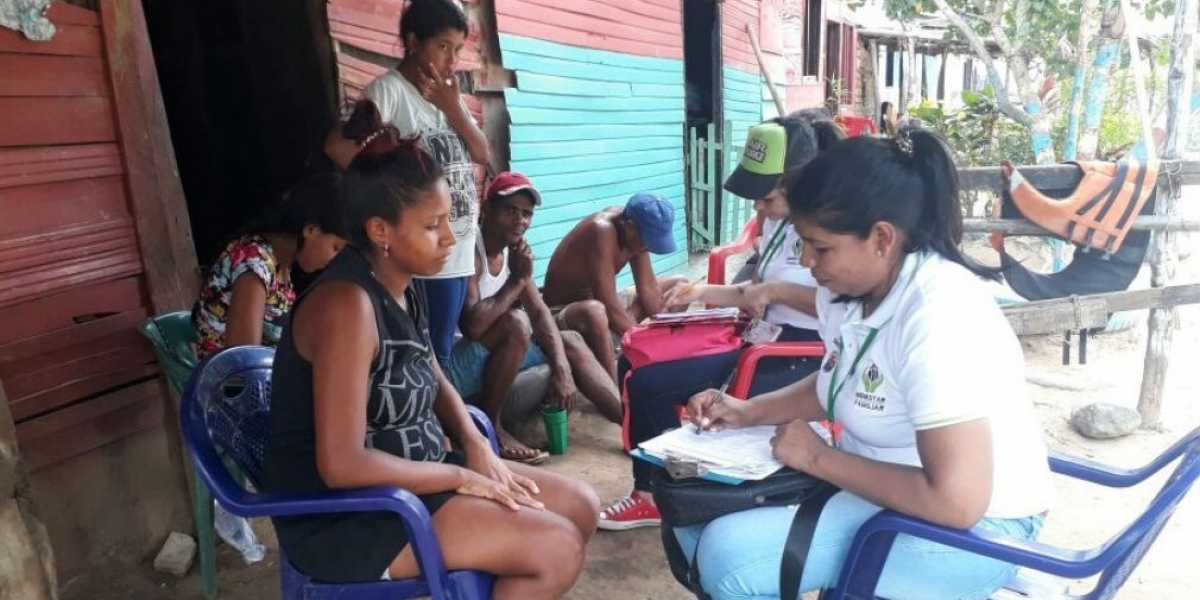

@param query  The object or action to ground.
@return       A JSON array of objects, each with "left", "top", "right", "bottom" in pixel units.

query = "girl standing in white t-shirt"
[
  {"left": 680, "top": 130, "right": 1053, "bottom": 599},
  {"left": 364, "top": 0, "right": 489, "bottom": 367}
]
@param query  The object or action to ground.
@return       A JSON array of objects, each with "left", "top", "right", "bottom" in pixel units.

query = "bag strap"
[
  {"left": 779, "top": 484, "right": 839, "bottom": 600},
  {"left": 659, "top": 522, "right": 712, "bottom": 600}
]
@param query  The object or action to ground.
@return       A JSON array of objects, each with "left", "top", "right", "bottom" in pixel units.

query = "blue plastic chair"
[
  {"left": 823, "top": 425, "right": 1200, "bottom": 600},
  {"left": 180, "top": 346, "right": 497, "bottom": 600}
]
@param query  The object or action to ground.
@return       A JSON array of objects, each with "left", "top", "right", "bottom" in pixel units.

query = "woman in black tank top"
[{"left": 262, "top": 100, "right": 598, "bottom": 596}]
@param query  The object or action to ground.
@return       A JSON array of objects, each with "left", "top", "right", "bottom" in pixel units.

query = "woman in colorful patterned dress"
[{"left": 193, "top": 172, "right": 347, "bottom": 359}]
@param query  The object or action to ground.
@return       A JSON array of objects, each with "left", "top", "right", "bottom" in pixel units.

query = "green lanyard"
[
  {"left": 755, "top": 223, "right": 789, "bottom": 282},
  {"left": 824, "top": 328, "right": 879, "bottom": 447}
]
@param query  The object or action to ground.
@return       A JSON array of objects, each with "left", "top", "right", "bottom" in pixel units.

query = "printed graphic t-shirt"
[
  {"left": 365, "top": 69, "right": 479, "bottom": 278},
  {"left": 192, "top": 235, "right": 295, "bottom": 358}
]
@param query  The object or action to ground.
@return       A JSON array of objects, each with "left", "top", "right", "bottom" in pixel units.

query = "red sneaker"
[{"left": 599, "top": 493, "right": 661, "bottom": 531}]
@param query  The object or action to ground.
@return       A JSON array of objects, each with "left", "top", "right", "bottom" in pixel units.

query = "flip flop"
[{"left": 500, "top": 446, "right": 550, "bottom": 465}]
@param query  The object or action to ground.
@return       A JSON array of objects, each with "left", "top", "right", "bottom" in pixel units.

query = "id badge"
[{"left": 741, "top": 318, "right": 783, "bottom": 344}]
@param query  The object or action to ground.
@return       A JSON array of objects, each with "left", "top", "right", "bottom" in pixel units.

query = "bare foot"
[{"left": 496, "top": 427, "right": 548, "bottom": 464}]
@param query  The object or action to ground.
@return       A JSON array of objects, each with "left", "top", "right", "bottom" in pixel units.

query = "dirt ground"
[{"left": 62, "top": 256, "right": 1200, "bottom": 600}]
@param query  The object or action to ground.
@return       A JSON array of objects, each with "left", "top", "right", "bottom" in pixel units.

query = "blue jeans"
[
  {"left": 673, "top": 492, "right": 1044, "bottom": 600},
  {"left": 444, "top": 339, "right": 548, "bottom": 399},
  {"left": 421, "top": 277, "right": 469, "bottom": 367}
]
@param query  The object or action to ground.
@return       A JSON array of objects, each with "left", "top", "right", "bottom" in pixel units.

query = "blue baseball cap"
[{"left": 625, "top": 192, "right": 676, "bottom": 254}]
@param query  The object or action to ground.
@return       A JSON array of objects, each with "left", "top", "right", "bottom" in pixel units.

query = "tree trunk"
[
  {"left": 0, "top": 382, "right": 58, "bottom": 600},
  {"left": 1077, "top": 40, "right": 1122, "bottom": 160},
  {"left": 1064, "top": 0, "right": 1101, "bottom": 160}
]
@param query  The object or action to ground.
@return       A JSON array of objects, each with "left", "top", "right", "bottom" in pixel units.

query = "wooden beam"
[
  {"left": 1001, "top": 284, "right": 1200, "bottom": 336},
  {"left": 963, "top": 215, "right": 1200, "bottom": 234},
  {"left": 1137, "top": 0, "right": 1195, "bottom": 428},
  {"left": 98, "top": 0, "right": 198, "bottom": 313},
  {"left": 957, "top": 159, "right": 1200, "bottom": 193}
]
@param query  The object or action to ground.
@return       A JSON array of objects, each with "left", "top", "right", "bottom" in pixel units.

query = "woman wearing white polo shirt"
[{"left": 679, "top": 129, "right": 1053, "bottom": 599}]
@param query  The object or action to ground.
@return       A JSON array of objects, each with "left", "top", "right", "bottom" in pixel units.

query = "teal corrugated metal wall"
[
  {"left": 500, "top": 34, "right": 688, "bottom": 288},
  {"left": 720, "top": 66, "right": 764, "bottom": 243}
]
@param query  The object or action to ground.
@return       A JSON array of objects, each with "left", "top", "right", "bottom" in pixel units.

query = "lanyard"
[
  {"left": 824, "top": 327, "right": 879, "bottom": 447},
  {"left": 755, "top": 222, "right": 789, "bottom": 282}
]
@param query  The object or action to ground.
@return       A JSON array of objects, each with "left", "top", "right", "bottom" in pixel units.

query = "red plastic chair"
[
  {"left": 707, "top": 215, "right": 759, "bottom": 286},
  {"left": 834, "top": 114, "right": 878, "bottom": 137}
]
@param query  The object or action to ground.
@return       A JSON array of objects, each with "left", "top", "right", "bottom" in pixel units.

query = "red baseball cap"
[{"left": 485, "top": 171, "right": 541, "bottom": 205}]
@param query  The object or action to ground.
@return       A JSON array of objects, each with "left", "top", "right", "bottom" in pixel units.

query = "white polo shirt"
[
  {"left": 757, "top": 217, "right": 819, "bottom": 331},
  {"left": 814, "top": 251, "right": 1053, "bottom": 519}
]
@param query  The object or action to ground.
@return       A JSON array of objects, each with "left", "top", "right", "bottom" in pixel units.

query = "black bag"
[
  {"left": 649, "top": 464, "right": 832, "bottom": 527},
  {"left": 652, "top": 463, "right": 840, "bottom": 600}
]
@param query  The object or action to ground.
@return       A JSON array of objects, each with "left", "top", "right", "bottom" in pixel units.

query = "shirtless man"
[
  {"left": 445, "top": 172, "right": 623, "bottom": 463},
  {"left": 542, "top": 193, "right": 687, "bottom": 336}
]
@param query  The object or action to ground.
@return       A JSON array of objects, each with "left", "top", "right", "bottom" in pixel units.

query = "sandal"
[{"left": 500, "top": 446, "right": 549, "bottom": 465}]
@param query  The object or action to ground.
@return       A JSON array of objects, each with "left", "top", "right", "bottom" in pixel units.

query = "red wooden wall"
[
  {"left": 494, "top": 0, "right": 683, "bottom": 59},
  {"left": 0, "top": 2, "right": 191, "bottom": 470}
]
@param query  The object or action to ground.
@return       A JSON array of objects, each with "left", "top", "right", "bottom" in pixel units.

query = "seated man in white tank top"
[{"left": 444, "top": 172, "right": 622, "bottom": 464}]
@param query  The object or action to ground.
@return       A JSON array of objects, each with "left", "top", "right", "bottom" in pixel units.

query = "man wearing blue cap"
[{"left": 543, "top": 192, "right": 686, "bottom": 336}]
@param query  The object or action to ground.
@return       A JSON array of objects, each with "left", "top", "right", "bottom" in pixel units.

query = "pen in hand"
[{"left": 696, "top": 369, "right": 736, "bottom": 434}]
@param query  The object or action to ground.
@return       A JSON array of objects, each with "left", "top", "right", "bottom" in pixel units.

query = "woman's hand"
[
  {"left": 740, "top": 282, "right": 775, "bottom": 317},
  {"left": 456, "top": 467, "right": 543, "bottom": 511},
  {"left": 663, "top": 281, "right": 705, "bottom": 308},
  {"left": 770, "top": 420, "right": 830, "bottom": 473},
  {"left": 686, "top": 388, "right": 751, "bottom": 432},
  {"left": 418, "top": 62, "right": 462, "bottom": 115},
  {"left": 462, "top": 441, "right": 543, "bottom": 509}
]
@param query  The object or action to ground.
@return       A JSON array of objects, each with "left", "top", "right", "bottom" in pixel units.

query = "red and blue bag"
[{"left": 618, "top": 315, "right": 744, "bottom": 450}]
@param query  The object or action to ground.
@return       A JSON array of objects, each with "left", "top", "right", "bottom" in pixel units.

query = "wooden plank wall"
[
  {"left": 494, "top": 1, "right": 688, "bottom": 284},
  {"left": 0, "top": 3, "right": 163, "bottom": 470}
]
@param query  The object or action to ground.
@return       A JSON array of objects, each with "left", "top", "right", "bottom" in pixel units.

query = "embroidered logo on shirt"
[
  {"left": 822, "top": 340, "right": 841, "bottom": 373},
  {"left": 861, "top": 362, "right": 884, "bottom": 393}
]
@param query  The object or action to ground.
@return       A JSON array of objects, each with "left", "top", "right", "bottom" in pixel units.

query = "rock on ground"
[
  {"left": 1071, "top": 402, "right": 1143, "bottom": 439},
  {"left": 152, "top": 532, "right": 196, "bottom": 578}
]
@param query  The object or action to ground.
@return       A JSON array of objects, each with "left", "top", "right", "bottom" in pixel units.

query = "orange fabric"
[{"left": 1002, "top": 159, "right": 1159, "bottom": 255}]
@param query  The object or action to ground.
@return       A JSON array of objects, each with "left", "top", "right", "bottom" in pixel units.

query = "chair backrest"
[
  {"left": 1087, "top": 426, "right": 1200, "bottom": 600},
  {"left": 138, "top": 311, "right": 199, "bottom": 397},
  {"left": 182, "top": 346, "right": 274, "bottom": 490}
]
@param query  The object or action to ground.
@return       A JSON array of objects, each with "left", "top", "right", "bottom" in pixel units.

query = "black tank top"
[{"left": 264, "top": 246, "right": 447, "bottom": 499}]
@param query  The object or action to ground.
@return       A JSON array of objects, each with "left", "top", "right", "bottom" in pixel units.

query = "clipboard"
[
  {"left": 632, "top": 424, "right": 784, "bottom": 485},
  {"left": 631, "top": 448, "right": 759, "bottom": 485}
]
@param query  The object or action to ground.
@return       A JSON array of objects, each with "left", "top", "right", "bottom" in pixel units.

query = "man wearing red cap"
[
  {"left": 444, "top": 172, "right": 623, "bottom": 463},
  {"left": 542, "top": 193, "right": 687, "bottom": 336}
]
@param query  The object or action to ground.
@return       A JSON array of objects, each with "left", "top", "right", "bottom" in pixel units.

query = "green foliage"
[
  {"left": 908, "top": 87, "right": 1033, "bottom": 166},
  {"left": 874, "top": 0, "right": 1178, "bottom": 77}
]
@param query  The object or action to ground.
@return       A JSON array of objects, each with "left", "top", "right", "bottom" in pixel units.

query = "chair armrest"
[
  {"left": 707, "top": 216, "right": 759, "bottom": 286},
  {"left": 830, "top": 510, "right": 1117, "bottom": 600},
  {"left": 728, "top": 342, "right": 824, "bottom": 399},
  {"left": 1049, "top": 426, "right": 1200, "bottom": 487},
  {"left": 216, "top": 483, "right": 452, "bottom": 586},
  {"left": 466, "top": 405, "right": 499, "bottom": 454}
]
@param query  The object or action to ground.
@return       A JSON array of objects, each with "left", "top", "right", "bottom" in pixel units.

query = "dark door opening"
[
  {"left": 825, "top": 21, "right": 842, "bottom": 109},
  {"left": 141, "top": 0, "right": 336, "bottom": 267},
  {"left": 683, "top": 0, "right": 720, "bottom": 135}
]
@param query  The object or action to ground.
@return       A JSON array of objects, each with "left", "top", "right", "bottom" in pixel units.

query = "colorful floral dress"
[{"left": 193, "top": 235, "right": 295, "bottom": 358}]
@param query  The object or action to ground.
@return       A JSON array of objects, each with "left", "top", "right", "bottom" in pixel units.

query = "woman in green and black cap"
[{"left": 599, "top": 110, "right": 842, "bottom": 531}]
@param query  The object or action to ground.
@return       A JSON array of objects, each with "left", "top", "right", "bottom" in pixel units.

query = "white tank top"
[{"left": 476, "top": 234, "right": 509, "bottom": 300}]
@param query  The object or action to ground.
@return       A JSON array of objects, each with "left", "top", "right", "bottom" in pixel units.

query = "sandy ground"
[{"left": 62, "top": 255, "right": 1200, "bottom": 600}]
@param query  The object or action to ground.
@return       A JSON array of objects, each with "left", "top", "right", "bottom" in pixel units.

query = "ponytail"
[
  {"left": 786, "top": 129, "right": 999, "bottom": 282},
  {"left": 340, "top": 99, "right": 445, "bottom": 252},
  {"left": 904, "top": 128, "right": 997, "bottom": 281}
]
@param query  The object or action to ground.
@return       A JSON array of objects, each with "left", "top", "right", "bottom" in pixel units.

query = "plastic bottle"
[{"left": 213, "top": 502, "right": 267, "bottom": 564}]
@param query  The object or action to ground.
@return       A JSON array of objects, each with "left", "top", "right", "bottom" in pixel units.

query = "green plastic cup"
[{"left": 541, "top": 406, "right": 569, "bottom": 455}]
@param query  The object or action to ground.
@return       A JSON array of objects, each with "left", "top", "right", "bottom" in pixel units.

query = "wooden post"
[
  {"left": 0, "top": 381, "right": 57, "bottom": 600},
  {"left": 1137, "top": 0, "right": 1195, "bottom": 428}
]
